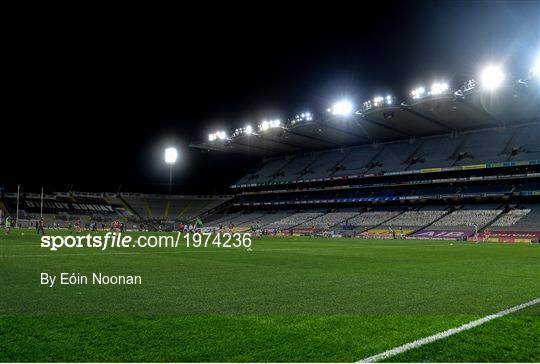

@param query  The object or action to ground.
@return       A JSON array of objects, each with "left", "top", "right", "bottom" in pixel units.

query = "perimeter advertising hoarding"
[
  {"left": 409, "top": 229, "right": 473, "bottom": 240},
  {"left": 360, "top": 228, "right": 414, "bottom": 239},
  {"left": 474, "top": 231, "right": 540, "bottom": 243}
]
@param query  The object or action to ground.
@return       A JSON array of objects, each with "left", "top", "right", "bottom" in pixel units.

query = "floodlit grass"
[
  {"left": 386, "top": 305, "right": 540, "bottom": 362},
  {"left": 0, "top": 230, "right": 539, "bottom": 362}
]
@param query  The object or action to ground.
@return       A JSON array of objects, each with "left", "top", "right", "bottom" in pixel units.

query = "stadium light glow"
[
  {"left": 411, "top": 86, "right": 426, "bottom": 99},
  {"left": 208, "top": 130, "right": 227, "bottom": 141},
  {"left": 331, "top": 100, "right": 354, "bottom": 116},
  {"left": 532, "top": 54, "right": 540, "bottom": 79},
  {"left": 259, "top": 119, "right": 281, "bottom": 132},
  {"left": 216, "top": 131, "right": 226, "bottom": 140},
  {"left": 164, "top": 147, "right": 178, "bottom": 165},
  {"left": 430, "top": 82, "right": 449, "bottom": 95},
  {"left": 373, "top": 96, "right": 384, "bottom": 107},
  {"left": 303, "top": 112, "right": 313, "bottom": 121},
  {"left": 363, "top": 100, "right": 372, "bottom": 110},
  {"left": 480, "top": 65, "right": 505, "bottom": 90},
  {"left": 291, "top": 112, "right": 313, "bottom": 125},
  {"left": 366, "top": 95, "right": 393, "bottom": 110}
]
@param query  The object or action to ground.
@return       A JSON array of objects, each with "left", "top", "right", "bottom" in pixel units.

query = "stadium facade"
[
  {"left": 193, "top": 71, "right": 540, "bottom": 243},
  {"left": 1, "top": 72, "right": 539, "bottom": 242}
]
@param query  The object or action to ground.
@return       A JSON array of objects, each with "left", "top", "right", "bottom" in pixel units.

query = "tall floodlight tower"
[{"left": 164, "top": 147, "right": 178, "bottom": 194}]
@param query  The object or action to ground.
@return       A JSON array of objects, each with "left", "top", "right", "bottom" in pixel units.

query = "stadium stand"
[
  {"left": 331, "top": 145, "right": 382, "bottom": 176},
  {"left": 367, "top": 141, "right": 420, "bottom": 174},
  {"left": 381, "top": 207, "right": 448, "bottom": 228},
  {"left": 121, "top": 194, "right": 229, "bottom": 220},
  {"left": 0, "top": 192, "right": 231, "bottom": 229},
  {"left": 507, "top": 125, "right": 540, "bottom": 161},
  {"left": 407, "top": 136, "right": 462, "bottom": 170},
  {"left": 490, "top": 208, "right": 531, "bottom": 227},
  {"left": 273, "top": 153, "right": 318, "bottom": 182},
  {"left": 265, "top": 212, "right": 324, "bottom": 229},
  {"left": 3, "top": 120, "right": 539, "bottom": 236},
  {"left": 432, "top": 205, "right": 502, "bottom": 229},
  {"left": 504, "top": 204, "right": 540, "bottom": 230},
  {"left": 296, "top": 211, "right": 360, "bottom": 228},
  {"left": 308, "top": 150, "right": 348, "bottom": 179},
  {"left": 346, "top": 208, "right": 403, "bottom": 230},
  {"left": 186, "top": 80, "right": 539, "bottom": 239},
  {"left": 450, "top": 130, "right": 513, "bottom": 166},
  {"left": 237, "top": 158, "right": 289, "bottom": 185},
  {"left": 233, "top": 124, "right": 540, "bottom": 186}
]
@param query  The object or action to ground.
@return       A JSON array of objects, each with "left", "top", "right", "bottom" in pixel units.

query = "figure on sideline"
[
  {"left": 473, "top": 223, "right": 479, "bottom": 243},
  {"left": 4, "top": 216, "right": 12, "bottom": 234},
  {"left": 37, "top": 217, "right": 46, "bottom": 235},
  {"left": 71, "top": 219, "right": 82, "bottom": 234}
]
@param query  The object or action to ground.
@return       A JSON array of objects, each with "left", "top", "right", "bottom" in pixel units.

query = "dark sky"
[{"left": 4, "top": 0, "right": 539, "bottom": 194}]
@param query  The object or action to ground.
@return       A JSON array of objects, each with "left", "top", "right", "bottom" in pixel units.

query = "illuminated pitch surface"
[{"left": 1, "top": 231, "right": 539, "bottom": 362}]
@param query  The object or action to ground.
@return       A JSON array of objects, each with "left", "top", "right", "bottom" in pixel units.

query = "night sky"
[{"left": 4, "top": 0, "right": 539, "bottom": 194}]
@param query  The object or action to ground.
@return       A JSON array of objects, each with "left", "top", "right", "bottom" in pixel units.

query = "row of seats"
[
  {"left": 491, "top": 209, "right": 531, "bottom": 227},
  {"left": 235, "top": 183, "right": 527, "bottom": 207},
  {"left": 203, "top": 203, "right": 539, "bottom": 232},
  {"left": 433, "top": 209, "right": 502, "bottom": 228},
  {"left": 346, "top": 211, "right": 402, "bottom": 227},
  {"left": 122, "top": 195, "right": 229, "bottom": 220},
  {"left": 504, "top": 204, "right": 540, "bottom": 229},
  {"left": 381, "top": 210, "right": 447, "bottom": 228},
  {"left": 238, "top": 124, "right": 540, "bottom": 185},
  {"left": 297, "top": 212, "right": 359, "bottom": 228},
  {"left": 266, "top": 212, "right": 324, "bottom": 229}
]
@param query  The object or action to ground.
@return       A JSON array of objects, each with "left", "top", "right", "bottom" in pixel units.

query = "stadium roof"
[{"left": 190, "top": 79, "right": 539, "bottom": 157}]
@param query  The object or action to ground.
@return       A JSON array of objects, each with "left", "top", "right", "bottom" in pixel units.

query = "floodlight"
[
  {"left": 208, "top": 133, "right": 216, "bottom": 141},
  {"left": 331, "top": 100, "right": 354, "bottom": 116},
  {"left": 164, "top": 147, "right": 178, "bottom": 165},
  {"left": 216, "top": 131, "right": 226, "bottom": 140},
  {"left": 532, "top": 54, "right": 540, "bottom": 79},
  {"left": 431, "top": 82, "right": 449, "bottom": 95},
  {"left": 411, "top": 87, "right": 426, "bottom": 99},
  {"left": 373, "top": 96, "right": 384, "bottom": 106},
  {"left": 259, "top": 119, "right": 281, "bottom": 131},
  {"left": 299, "top": 112, "right": 312, "bottom": 121},
  {"left": 363, "top": 100, "right": 372, "bottom": 110},
  {"left": 480, "top": 65, "right": 505, "bottom": 90},
  {"left": 245, "top": 125, "right": 253, "bottom": 134}
]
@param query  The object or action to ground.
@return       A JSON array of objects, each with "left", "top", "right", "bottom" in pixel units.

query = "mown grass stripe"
[{"left": 358, "top": 297, "right": 540, "bottom": 363}]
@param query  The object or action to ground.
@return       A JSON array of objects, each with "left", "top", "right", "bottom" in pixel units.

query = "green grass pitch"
[{"left": 1, "top": 229, "right": 539, "bottom": 362}]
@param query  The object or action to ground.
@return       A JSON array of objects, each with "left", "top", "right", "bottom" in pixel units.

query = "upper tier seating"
[
  {"left": 235, "top": 124, "right": 540, "bottom": 185},
  {"left": 273, "top": 154, "right": 318, "bottom": 182},
  {"left": 304, "top": 150, "right": 346, "bottom": 179}
]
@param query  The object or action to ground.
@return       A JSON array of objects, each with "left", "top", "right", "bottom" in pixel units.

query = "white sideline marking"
[{"left": 357, "top": 297, "right": 540, "bottom": 363}]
